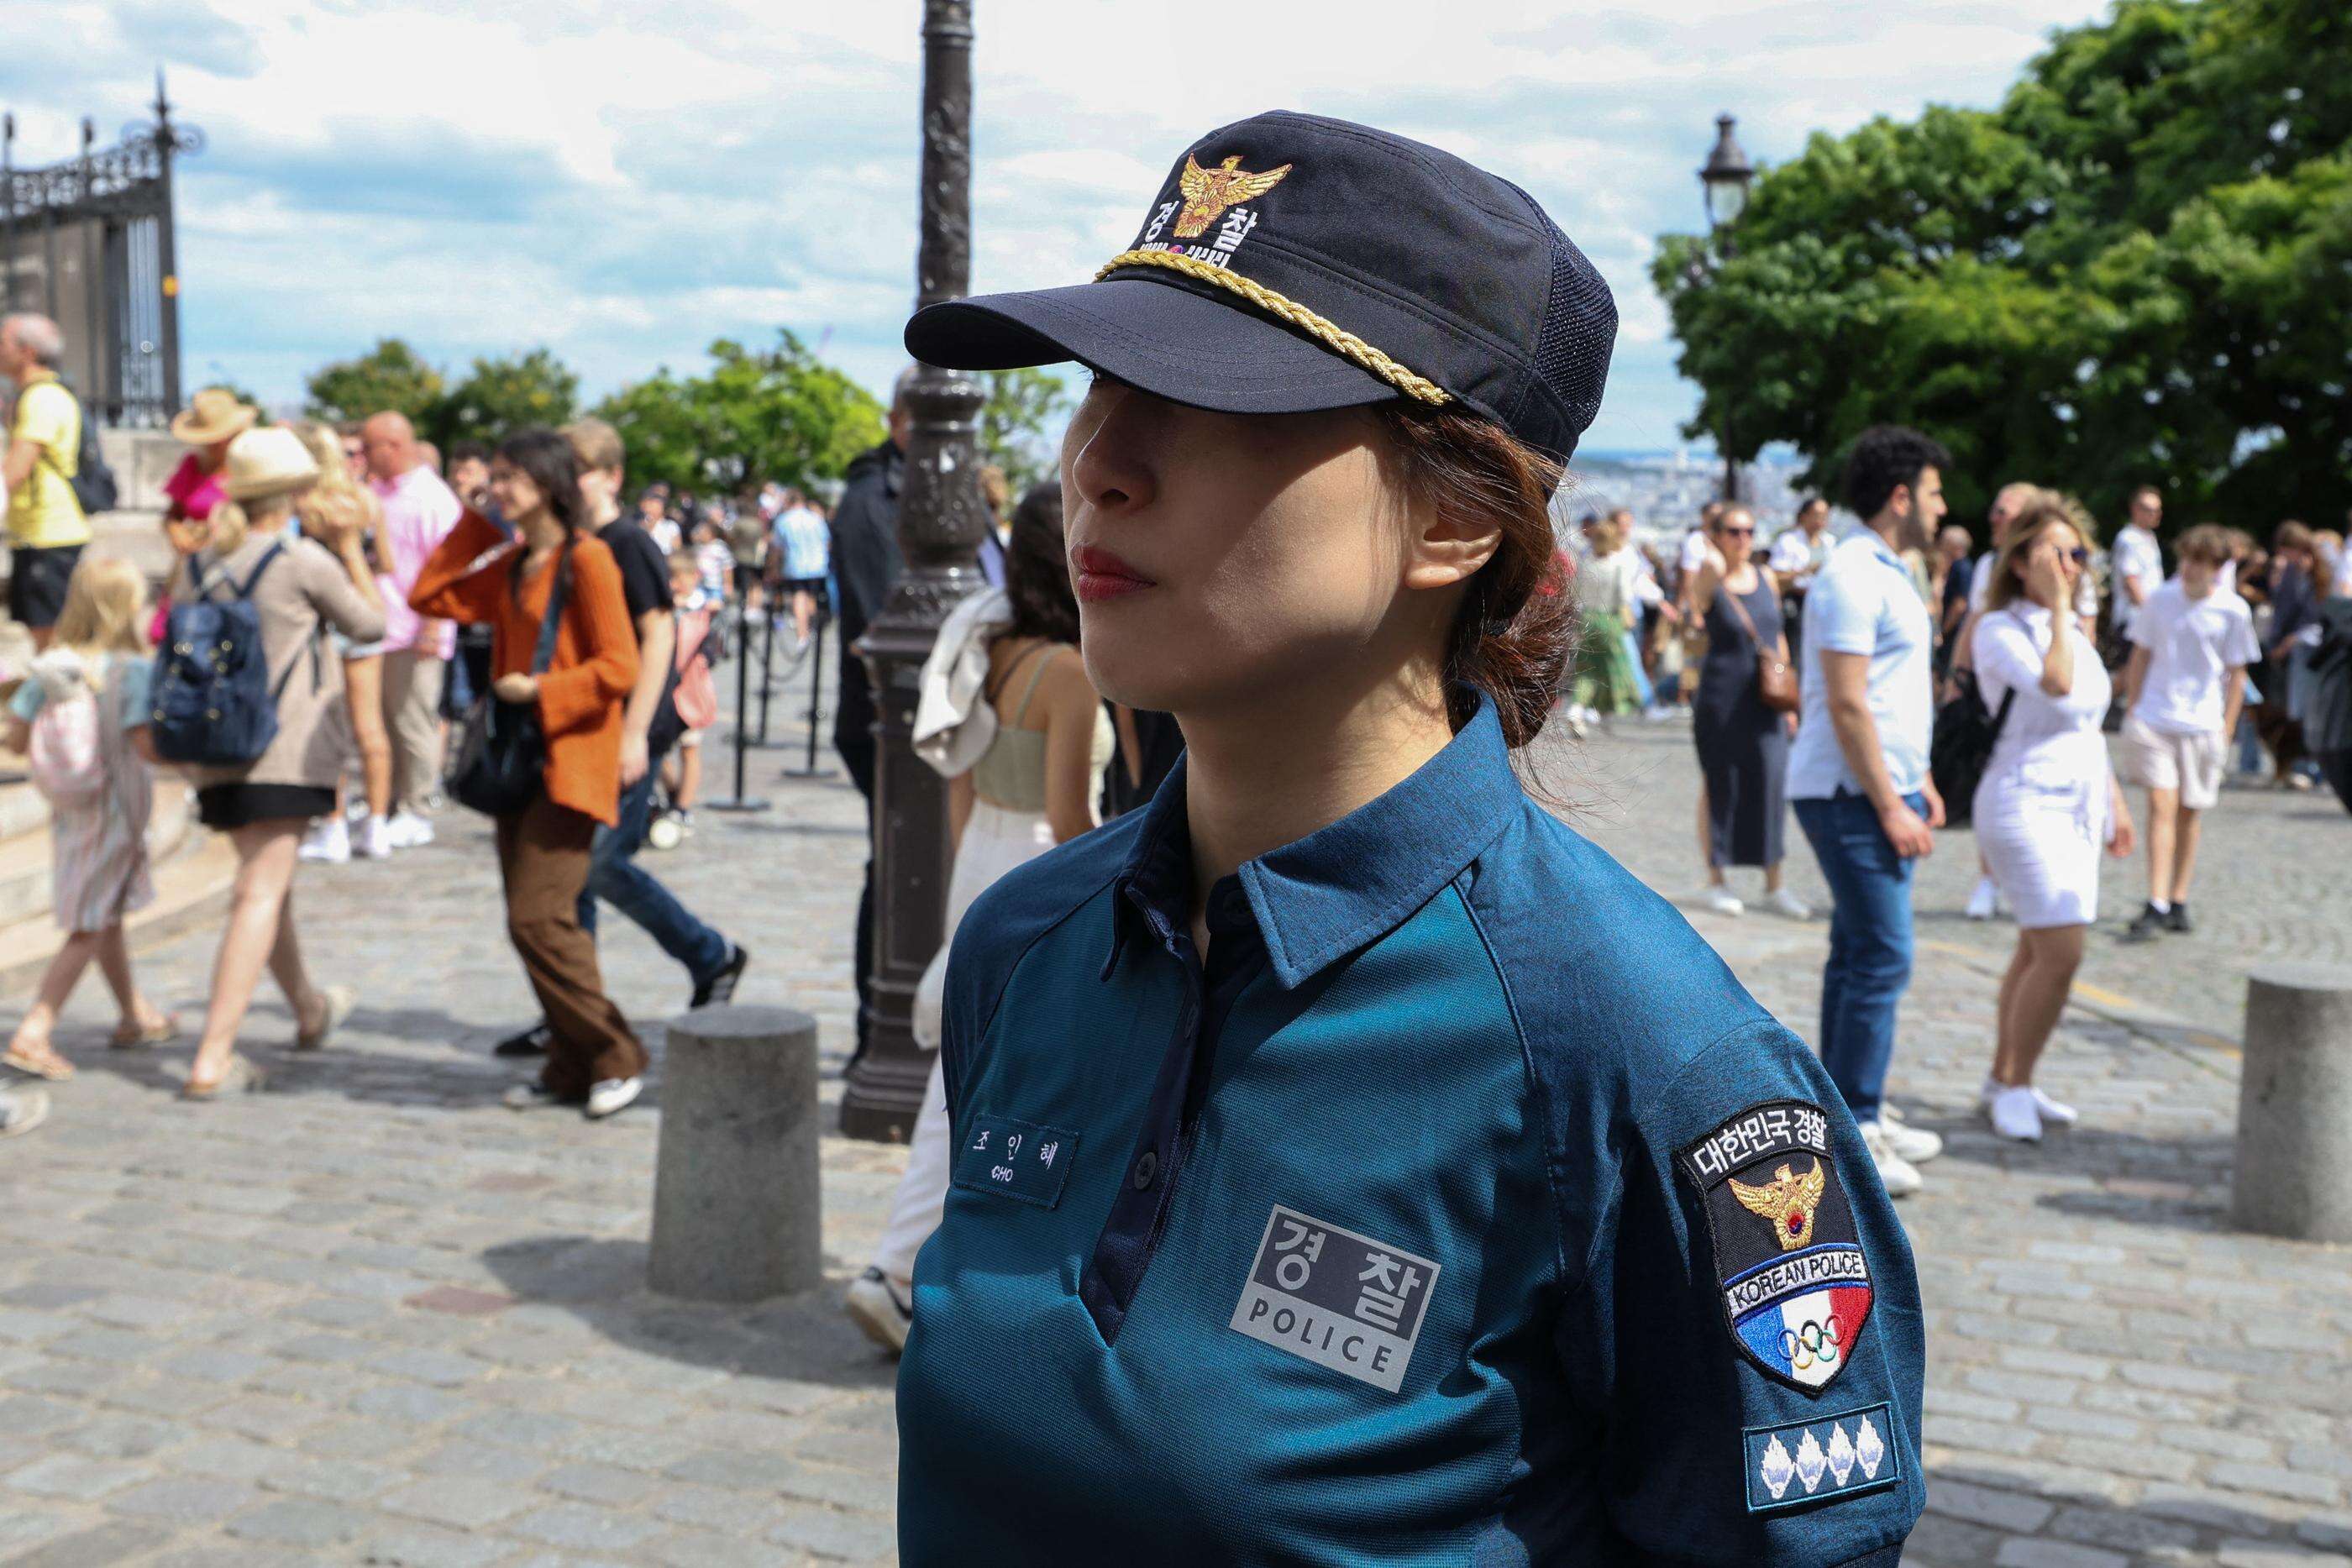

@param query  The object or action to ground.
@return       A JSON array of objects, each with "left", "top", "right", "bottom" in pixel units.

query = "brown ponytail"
[{"left": 1374, "top": 404, "right": 1575, "bottom": 752}]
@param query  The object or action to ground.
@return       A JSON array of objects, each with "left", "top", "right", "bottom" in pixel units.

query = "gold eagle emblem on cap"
[
  {"left": 1730, "top": 1157, "right": 1828, "bottom": 1252},
  {"left": 1173, "top": 154, "right": 1293, "bottom": 239}
]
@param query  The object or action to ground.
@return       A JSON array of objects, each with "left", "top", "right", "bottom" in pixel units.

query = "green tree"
[
  {"left": 433, "top": 348, "right": 580, "bottom": 448},
  {"left": 591, "top": 331, "right": 885, "bottom": 494},
  {"left": 979, "top": 367, "right": 1074, "bottom": 495},
  {"left": 304, "top": 338, "right": 444, "bottom": 427},
  {"left": 1653, "top": 0, "right": 2352, "bottom": 536}
]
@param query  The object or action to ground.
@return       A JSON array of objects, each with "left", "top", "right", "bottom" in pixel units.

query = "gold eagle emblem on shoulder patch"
[
  {"left": 1173, "top": 154, "right": 1293, "bottom": 239},
  {"left": 1730, "top": 1157, "right": 1828, "bottom": 1251}
]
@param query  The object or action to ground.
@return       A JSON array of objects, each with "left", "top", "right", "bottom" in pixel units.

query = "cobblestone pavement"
[
  {"left": 1, "top": 683, "right": 2346, "bottom": 1566},
  {"left": 0, "top": 664, "right": 908, "bottom": 1568}
]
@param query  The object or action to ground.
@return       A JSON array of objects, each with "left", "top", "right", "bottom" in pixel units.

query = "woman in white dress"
[
  {"left": 846, "top": 480, "right": 1113, "bottom": 1353},
  {"left": 1971, "top": 493, "right": 2135, "bottom": 1142}
]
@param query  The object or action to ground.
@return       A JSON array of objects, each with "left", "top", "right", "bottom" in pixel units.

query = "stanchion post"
[
  {"left": 706, "top": 603, "right": 769, "bottom": 815},
  {"left": 784, "top": 604, "right": 833, "bottom": 780},
  {"left": 754, "top": 606, "right": 777, "bottom": 744}
]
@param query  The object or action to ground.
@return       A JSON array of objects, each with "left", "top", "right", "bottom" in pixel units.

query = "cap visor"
[{"left": 905, "top": 277, "right": 1397, "bottom": 416}]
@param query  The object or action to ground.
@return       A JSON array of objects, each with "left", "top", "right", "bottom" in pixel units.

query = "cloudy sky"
[{"left": 13, "top": 0, "right": 2112, "bottom": 453}]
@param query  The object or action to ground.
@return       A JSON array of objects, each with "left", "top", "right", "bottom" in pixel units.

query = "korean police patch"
[
  {"left": 1229, "top": 1205, "right": 1441, "bottom": 1393},
  {"left": 1679, "top": 1100, "right": 1873, "bottom": 1394}
]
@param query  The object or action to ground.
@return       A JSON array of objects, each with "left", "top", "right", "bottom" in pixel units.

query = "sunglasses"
[{"left": 1720, "top": 527, "right": 1754, "bottom": 538}]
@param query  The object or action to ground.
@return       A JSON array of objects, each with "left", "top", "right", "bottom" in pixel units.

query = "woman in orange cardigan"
[{"left": 410, "top": 429, "right": 648, "bottom": 1120}]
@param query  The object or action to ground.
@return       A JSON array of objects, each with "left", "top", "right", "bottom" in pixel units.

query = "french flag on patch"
[{"left": 1735, "top": 1286, "right": 1873, "bottom": 1389}]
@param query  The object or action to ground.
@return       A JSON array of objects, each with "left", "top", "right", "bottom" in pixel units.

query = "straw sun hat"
[
  {"left": 169, "top": 387, "right": 259, "bottom": 447},
  {"left": 222, "top": 427, "right": 320, "bottom": 503}
]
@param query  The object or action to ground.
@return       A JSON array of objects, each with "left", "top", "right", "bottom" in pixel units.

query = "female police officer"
[{"left": 894, "top": 111, "right": 1924, "bottom": 1566}]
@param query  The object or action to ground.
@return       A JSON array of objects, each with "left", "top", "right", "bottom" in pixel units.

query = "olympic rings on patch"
[{"left": 1778, "top": 1319, "right": 1842, "bottom": 1369}]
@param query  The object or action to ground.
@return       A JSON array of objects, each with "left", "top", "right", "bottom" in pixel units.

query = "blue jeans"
[
  {"left": 579, "top": 771, "right": 730, "bottom": 985},
  {"left": 1793, "top": 790, "right": 1920, "bottom": 1125}
]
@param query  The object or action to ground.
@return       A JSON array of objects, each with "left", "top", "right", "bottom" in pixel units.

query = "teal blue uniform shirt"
[{"left": 899, "top": 699, "right": 1926, "bottom": 1564}]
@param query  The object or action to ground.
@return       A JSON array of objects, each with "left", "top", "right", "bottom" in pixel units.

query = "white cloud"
[{"left": 9, "top": 0, "right": 2110, "bottom": 448}]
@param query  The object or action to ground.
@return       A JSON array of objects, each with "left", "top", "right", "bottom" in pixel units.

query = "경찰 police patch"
[
  {"left": 1679, "top": 1100, "right": 1873, "bottom": 1393},
  {"left": 1229, "top": 1205, "right": 1441, "bottom": 1393}
]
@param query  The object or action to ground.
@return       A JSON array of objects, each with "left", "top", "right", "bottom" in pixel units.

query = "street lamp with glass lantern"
[{"left": 1696, "top": 113, "right": 1754, "bottom": 502}]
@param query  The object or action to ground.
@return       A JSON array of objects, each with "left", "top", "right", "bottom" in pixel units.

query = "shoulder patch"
[
  {"left": 1678, "top": 1099, "right": 1873, "bottom": 1394},
  {"left": 1744, "top": 1403, "right": 1900, "bottom": 1512}
]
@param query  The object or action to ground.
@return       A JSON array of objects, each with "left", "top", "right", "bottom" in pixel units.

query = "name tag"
[{"left": 951, "top": 1114, "right": 1078, "bottom": 1209}]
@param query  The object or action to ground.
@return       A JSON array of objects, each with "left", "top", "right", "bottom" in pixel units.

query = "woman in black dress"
[{"left": 1692, "top": 506, "right": 1808, "bottom": 918}]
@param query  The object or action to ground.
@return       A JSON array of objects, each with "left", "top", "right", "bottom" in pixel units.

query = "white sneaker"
[
  {"left": 386, "top": 812, "right": 434, "bottom": 849},
  {"left": 1965, "top": 877, "right": 1999, "bottom": 921},
  {"left": 1866, "top": 1113, "right": 1943, "bottom": 1165},
  {"left": 1987, "top": 1084, "right": 2044, "bottom": 1142},
  {"left": 355, "top": 816, "right": 393, "bottom": 859},
  {"left": 585, "top": 1076, "right": 642, "bottom": 1120},
  {"left": 845, "top": 1267, "right": 913, "bottom": 1356},
  {"left": 1858, "top": 1123, "right": 1923, "bottom": 1198},
  {"left": 1761, "top": 887, "right": 1812, "bottom": 920},
  {"left": 1981, "top": 1076, "right": 2078, "bottom": 1126},
  {"left": 1700, "top": 885, "right": 1745, "bottom": 916},
  {"left": 299, "top": 817, "right": 350, "bottom": 864},
  {"left": 2029, "top": 1086, "right": 2078, "bottom": 1125}
]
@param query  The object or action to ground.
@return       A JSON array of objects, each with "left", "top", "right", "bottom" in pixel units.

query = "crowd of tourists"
[
  {"left": 1608, "top": 433, "right": 2352, "bottom": 1192},
  {"left": 3, "top": 301, "right": 2347, "bottom": 1295},
  {"left": 0, "top": 310, "right": 792, "bottom": 1133}
]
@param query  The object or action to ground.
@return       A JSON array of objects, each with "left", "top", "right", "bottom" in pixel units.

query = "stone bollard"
[
  {"left": 649, "top": 1004, "right": 822, "bottom": 1302},
  {"left": 2231, "top": 962, "right": 2352, "bottom": 1244}
]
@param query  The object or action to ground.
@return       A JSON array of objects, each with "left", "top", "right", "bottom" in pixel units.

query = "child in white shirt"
[{"left": 2118, "top": 524, "right": 2261, "bottom": 941}]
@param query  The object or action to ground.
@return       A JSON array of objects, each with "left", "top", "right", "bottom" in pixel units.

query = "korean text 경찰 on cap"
[{"left": 905, "top": 109, "right": 1618, "bottom": 465}]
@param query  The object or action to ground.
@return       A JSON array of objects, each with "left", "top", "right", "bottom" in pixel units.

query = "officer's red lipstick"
[{"left": 1072, "top": 545, "right": 1156, "bottom": 604}]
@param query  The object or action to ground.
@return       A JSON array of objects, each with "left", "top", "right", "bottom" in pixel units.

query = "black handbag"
[{"left": 449, "top": 543, "right": 574, "bottom": 817}]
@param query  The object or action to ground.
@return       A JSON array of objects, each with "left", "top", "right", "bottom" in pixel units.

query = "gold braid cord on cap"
[{"left": 1093, "top": 249, "right": 1452, "bottom": 407}]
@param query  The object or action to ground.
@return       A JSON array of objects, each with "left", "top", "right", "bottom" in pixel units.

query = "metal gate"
[{"left": 0, "top": 75, "right": 201, "bottom": 427}]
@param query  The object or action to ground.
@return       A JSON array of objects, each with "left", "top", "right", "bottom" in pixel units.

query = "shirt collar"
[{"left": 1105, "top": 697, "right": 1523, "bottom": 989}]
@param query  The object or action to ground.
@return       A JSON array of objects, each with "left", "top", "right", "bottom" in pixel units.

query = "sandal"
[
  {"left": 294, "top": 985, "right": 357, "bottom": 1052},
  {"left": 110, "top": 1014, "right": 183, "bottom": 1051},
  {"left": 1, "top": 1045, "right": 75, "bottom": 1082},
  {"left": 181, "top": 1053, "right": 265, "bottom": 1101}
]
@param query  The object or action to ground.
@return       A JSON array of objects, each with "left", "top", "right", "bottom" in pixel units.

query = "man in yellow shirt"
[{"left": 3, "top": 313, "right": 92, "bottom": 649}]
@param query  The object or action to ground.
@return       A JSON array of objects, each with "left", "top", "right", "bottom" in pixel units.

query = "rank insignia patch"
[
  {"left": 1744, "top": 1403, "right": 1900, "bottom": 1513},
  {"left": 1680, "top": 1100, "right": 1873, "bottom": 1393}
]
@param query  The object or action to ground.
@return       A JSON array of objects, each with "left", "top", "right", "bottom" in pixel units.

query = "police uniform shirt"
[{"left": 899, "top": 699, "right": 1926, "bottom": 1565}]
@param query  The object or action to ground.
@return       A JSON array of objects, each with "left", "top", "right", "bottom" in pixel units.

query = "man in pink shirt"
[{"left": 363, "top": 411, "right": 462, "bottom": 845}]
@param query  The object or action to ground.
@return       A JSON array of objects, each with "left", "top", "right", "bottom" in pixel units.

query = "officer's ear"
[{"left": 1399, "top": 487, "right": 1502, "bottom": 593}]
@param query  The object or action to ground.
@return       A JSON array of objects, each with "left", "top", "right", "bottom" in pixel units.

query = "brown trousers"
[{"left": 495, "top": 794, "right": 645, "bottom": 1098}]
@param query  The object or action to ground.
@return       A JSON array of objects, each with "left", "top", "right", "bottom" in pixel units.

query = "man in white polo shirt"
[
  {"left": 2108, "top": 485, "right": 2166, "bottom": 648},
  {"left": 1788, "top": 425, "right": 1952, "bottom": 1197}
]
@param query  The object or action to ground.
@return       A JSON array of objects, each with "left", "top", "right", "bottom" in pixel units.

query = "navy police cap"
[{"left": 905, "top": 109, "right": 1619, "bottom": 464}]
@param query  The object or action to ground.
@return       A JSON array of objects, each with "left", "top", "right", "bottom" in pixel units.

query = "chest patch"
[
  {"left": 1228, "top": 1205, "right": 1440, "bottom": 1393},
  {"left": 1680, "top": 1100, "right": 1874, "bottom": 1393}
]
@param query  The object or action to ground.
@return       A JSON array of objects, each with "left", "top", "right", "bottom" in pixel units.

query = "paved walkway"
[{"left": 0, "top": 690, "right": 2346, "bottom": 1565}]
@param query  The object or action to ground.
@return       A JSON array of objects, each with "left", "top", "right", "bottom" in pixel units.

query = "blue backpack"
[{"left": 150, "top": 543, "right": 302, "bottom": 765}]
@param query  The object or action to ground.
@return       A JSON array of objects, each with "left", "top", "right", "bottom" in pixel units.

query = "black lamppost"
[
  {"left": 1697, "top": 113, "right": 1755, "bottom": 503},
  {"left": 840, "top": 0, "right": 992, "bottom": 1142}
]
